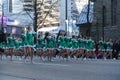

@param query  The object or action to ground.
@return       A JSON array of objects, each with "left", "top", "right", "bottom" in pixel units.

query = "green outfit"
[
  {"left": 87, "top": 39, "right": 95, "bottom": 51},
  {"left": 26, "top": 31, "right": 34, "bottom": 46},
  {"left": 14, "top": 39, "right": 20, "bottom": 49},
  {"left": 71, "top": 38, "right": 79, "bottom": 50},
  {"left": 51, "top": 37, "right": 56, "bottom": 48},
  {"left": 36, "top": 37, "right": 44, "bottom": 49},
  {"left": 99, "top": 40, "right": 105, "bottom": 51},
  {"left": 58, "top": 36, "right": 65, "bottom": 48},
  {"left": 7, "top": 37, "right": 15, "bottom": 48},
  {"left": 21, "top": 34, "right": 27, "bottom": 47},
  {"left": 0, "top": 43, "right": 6, "bottom": 49},
  {"left": 107, "top": 42, "right": 113, "bottom": 51},
  {"left": 64, "top": 36, "right": 71, "bottom": 49},
  {"left": 45, "top": 36, "right": 53, "bottom": 48},
  {"left": 78, "top": 38, "right": 84, "bottom": 49},
  {"left": 0, "top": 43, "right": 2, "bottom": 48},
  {"left": 83, "top": 39, "right": 88, "bottom": 50},
  {"left": 32, "top": 32, "right": 37, "bottom": 38}
]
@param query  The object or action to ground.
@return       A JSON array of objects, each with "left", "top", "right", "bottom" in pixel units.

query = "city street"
[
  {"left": 0, "top": 0, "right": 120, "bottom": 80},
  {"left": 0, "top": 57, "right": 120, "bottom": 80}
]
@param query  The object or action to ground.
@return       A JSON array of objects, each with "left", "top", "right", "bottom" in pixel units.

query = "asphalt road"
[{"left": 0, "top": 57, "right": 120, "bottom": 80}]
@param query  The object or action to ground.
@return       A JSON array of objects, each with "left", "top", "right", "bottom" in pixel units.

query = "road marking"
[
  {"left": 33, "top": 62, "right": 69, "bottom": 66},
  {"left": 12, "top": 61, "right": 69, "bottom": 67},
  {"left": 0, "top": 73, "right": 34, "bottom": 80}
]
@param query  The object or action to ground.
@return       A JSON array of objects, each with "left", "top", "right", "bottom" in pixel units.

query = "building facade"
[
  {"left": 37, "top": 0, "right": 60, "bottom": 30},
  {"left": 0, "top": 0, "right": 33, "bottom": 34},
  {"left": 91, "top": 0, "right": 120, "bottom": 40},
  {"left": 2, "top": 0, "right": 33, "bottom": 27},
  {"left": 60, "top": 0, "right": 90, "bottom": 31}
]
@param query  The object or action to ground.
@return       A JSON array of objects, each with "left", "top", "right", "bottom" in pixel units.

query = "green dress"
[
  {"left": 71, "top": 38, "right": 79, "bottom": 50},
  {"left": 36, "top": 38, "right": 44, "bottom": 49},
  {"left": 107, "top": 42, "right": 113, "bottom": 51},
  {"left": 64, "top": 36, "right": 71, "bottom": 49},
  {"left": 58, "top": 36, "right": 65, "bottom": 48},
  {"left": 83, "top": 39, "right": 88, "bottom": 50},
  {"left": 78, "top": 38, "right": 84, "bottom": 49},
  {"left": 32, "top": 32, "right": 37, "bottom": 38},
  {"left": 14, "top": 39, "right": 20, "bottom": 50},
  {"left": 87, "top": 39, "right": 95, "bottom": 51},
  {"left": 0, "top": 43, "right": 6, "bottom": 49},
  {"left": 45, "top": 36, "right": 53, "bottom": 49},
  {"left": 99, "top": 40, "right": 105, "bottom": 51},
  {"left": 26, "top": 31, "right": 34, "bottom": 46},
  {"left": 7, "top": 37, "right": 15, "bottom": 48},
  {"left": 21, "top": 34, "right": 27, "bottom": 47},
  {"left": 2, "top": 43, "right": 6, "bottom": 49},
  {"left": 51, "top": 37, "right": 56, "bottom": 49},
  {"left": 0, "top": 43, "right": 2, "bottom": 48}
]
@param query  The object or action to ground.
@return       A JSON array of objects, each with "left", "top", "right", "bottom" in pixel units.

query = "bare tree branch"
[
  {"left": 38, "top": 0, "right": 45, "bottom": 11},
  {"left": 37, "top": 0, "right": 59, "bottom": 29}
]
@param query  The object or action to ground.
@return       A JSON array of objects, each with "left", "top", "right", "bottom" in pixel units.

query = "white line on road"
[
  {"left": 12, "top": 61, "right": 70, "bottom": 67},
  {"left": 34, "top": 62, "right": 69, "bottom": 66}
]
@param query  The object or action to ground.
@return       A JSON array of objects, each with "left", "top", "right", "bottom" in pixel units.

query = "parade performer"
[
  {"left": 44, "top": 32, "right": 54, "bottom": 61},
  {"left": 62, "top": 32, "right": 71, "bottom": 60},
  {"left": 98, "top": 37, "right": 106, "bottom": 59},
  {"left": 70, "top": 35, "right": 79, "bottom": 59},
  {"left": 7, "top": 34, "right": 15, "bottom": 61},
  {"left": 36, "top": 33, "right": 44, "bottom": 58},
  {"left": 57, "top": 32, "right": 66, "bottom": 59},
  {"left": 106, "top": 39, "right": 113, "bottom": 59},
  {"left": 86, "top": 37, "right": 95, "bottom": 58},
  {"left": 78, "top": 35, "right": 85, "bottom": 59},
  {"left": 14, "top": 36, "right": 21, "bottom": 57},
  {"left": 25, "top": 27, "right": 35, "bottom": 63},
  {"left": 58, "top": 32, "right": 65, "bottom": 49},
  {"left": 21, "top": 29, "right": 27, "bottom": 60}
]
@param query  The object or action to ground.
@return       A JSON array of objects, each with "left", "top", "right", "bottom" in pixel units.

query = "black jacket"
[{"left": 113, "top": 43, "right": 119, "bottom": 51}]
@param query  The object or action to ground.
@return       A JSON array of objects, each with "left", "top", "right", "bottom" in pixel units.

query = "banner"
[{"left": 0, "top": 16, "right": 7, "bottom": 27}]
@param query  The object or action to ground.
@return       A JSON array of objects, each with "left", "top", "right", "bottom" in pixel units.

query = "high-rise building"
[
  {"left": 60, "top": 0, "right": 90, "bottom": 31},
  {"left": 2, "top": 0, "right": 23, "bottom": 14},
  {"left": 37, "top": 0, "right": 60, "bottom": 30},
  {"left": 2, "top": 0, "right": 33, "bottom": 28},
  {"left": 2, "top": 0, "right": 60, "bottom": 31},
  {"left": 23, "top": 0, "right": 33, "bottom": 11}
]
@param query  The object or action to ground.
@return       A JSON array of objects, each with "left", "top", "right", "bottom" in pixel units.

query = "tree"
[
  {"left": 37, "top": 0, "right": 59, "bottom": 30},
  {"left": 22, "top": 0, "right": 59, "bottom": 31}
]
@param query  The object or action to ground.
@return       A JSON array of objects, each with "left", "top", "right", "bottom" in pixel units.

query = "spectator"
[{"left": 112, "top": 40, "right": 119, "bottom": 59}]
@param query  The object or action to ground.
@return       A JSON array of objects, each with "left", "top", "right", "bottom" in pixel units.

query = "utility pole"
[
  {"left": 87, "top": 0, "right": 90, "bottom": 36},
  {"left": 102, "top": 6, "right": 105, "bottom": 41},
  {"left": 65, "top": 0, "right": 68, "bottom": 32},
  {"left": 33, "top": 0, "right": 38, "bottom": 44},
  {"left": 33, "top": 0, "right": 37, "bottom": 32},
  {"left": 87, "top": 0, "right": 90, "bottom": 24}
]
